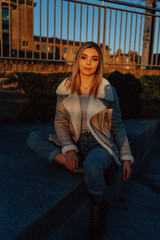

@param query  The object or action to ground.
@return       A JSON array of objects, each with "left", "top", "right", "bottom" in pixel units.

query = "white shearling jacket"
[{"left": 49, "top": 78, "right": 134, "bottom": 167}]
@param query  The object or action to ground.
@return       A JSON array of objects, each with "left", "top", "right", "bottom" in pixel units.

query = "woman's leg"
[
  {"left": 83, "top": 145, "right": 112, "bottom": 196},
  {"left": 27, "top": 131, "right": 66, "bottom": 165},
  {"left": 83, "top": 145, "right": 112, "bottom": 239}
]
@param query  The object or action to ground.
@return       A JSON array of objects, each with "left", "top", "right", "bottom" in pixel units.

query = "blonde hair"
[{"left": 66, "top": 41, "right": 103, "bottom": 97}]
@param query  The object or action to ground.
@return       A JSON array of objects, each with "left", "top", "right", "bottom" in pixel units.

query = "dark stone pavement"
[
  {"left": 0, "top": 122, "right": 85, "bottom": 240},
  {"left": 0, "top": 120, "right": 160, "bottom": 240},
  {"left": 102, "top": 138, "right": 160, "bottom": 240}
]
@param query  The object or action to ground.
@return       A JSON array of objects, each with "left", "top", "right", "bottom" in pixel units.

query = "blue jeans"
[{"left": 27, "top": 131, "right": 112, "bottom": 195}]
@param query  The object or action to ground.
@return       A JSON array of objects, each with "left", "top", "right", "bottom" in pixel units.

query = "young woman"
[{"left": 27, "top": 41, "right": 134, "bottom": 240}]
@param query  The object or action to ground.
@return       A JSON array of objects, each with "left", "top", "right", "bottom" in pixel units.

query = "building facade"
[{"left": 0, "top": 0, "right": 34, "bottom": 57}]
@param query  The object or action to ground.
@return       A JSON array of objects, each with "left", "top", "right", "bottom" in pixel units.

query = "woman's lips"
[{"left": 84, "top": 67, "right": 91, "bottom": 71}]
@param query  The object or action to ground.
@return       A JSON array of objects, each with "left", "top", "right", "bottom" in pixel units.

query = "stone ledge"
[
  {"left": 48, "top": 119, "right": 160, "bottom": 240},
  {"left": 0, "top": 120, "right": 159, "bottom": 240}
]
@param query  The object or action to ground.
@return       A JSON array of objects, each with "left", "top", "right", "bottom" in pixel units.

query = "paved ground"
[
  {"left": 0, "top": 122, "right": 84, "bottom": 240},
  {"left": 0, "top": 120, "right": 159, "bottom": 240},
  {"left": 102, "top": 138, "right": 160, "bottom": 240}
]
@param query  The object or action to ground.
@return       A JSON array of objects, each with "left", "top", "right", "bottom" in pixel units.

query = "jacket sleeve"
[
  {"left": 110, "top": 88, "right": 134, "bottom": 164},
  {"left": 54, "top": 95, "right": 78, "bottom": 154}
]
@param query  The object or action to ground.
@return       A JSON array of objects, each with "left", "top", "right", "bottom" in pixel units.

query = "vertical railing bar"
[
  {"left": 32, "top": 0, "right": 34, "bottom": 59},
  {"left": 79, "top": 3, "right": 82, "bottom": 46},
  {"left": 97, "top": 6, "right": 101, "bottom": 45},
  {"left": 105, "top": 7, "right": 108, "bottom": 62},
  {"left": 151, "top": 14, "right": 156, "bottom": 67},
  {"left": 86, "top": 5, "right": 88, "bottom": 42},
  {"left": 103, "top": 7, "right": 107, "bottom": 65},
  {"left": 92, "top": 6, "right": 95, "bottom": 42},
  {"left": 0, "top": 0, "right": 2, "bottom": 57},
  {"left": 128, "top": 12, "right": 133, "bottom": 64},
  {"left": 133, "top": 13, "right": 138, "bottom": 64},
  {"left": 9, "top": 0, "right": 11, "bottom": 58},
  {"left": 53, "top": 0, "right": 56, "bottom": 60},
  {"left": 119, "top": 10, "right": 122, "bottom": 63},
  {"left": 113, "top": 10, "right": 117, "bottom": 63},
  {"left": 60, "top": 0, "right": 63, "bottom": 60},
  {"left": 73, "top": 2, "right": 76, "bottom": 56},
  {"left": 138, "top": 13, "right": 143, "bottom": 65},
  {"left": 108, "top": 9, "right": 112, "bottom": 63},
  {"left": 148, "top": 14, "right": 153, "bottom": 68},
  {"left": 17, "top": 0, "right": 19, "bottom": 58},
  {"left": 155, "top": 17, "right": 160, "bottom": 66},
  {"left": 47, "top": 0, "right": 49, "bottom": 60},
  {"left": 67, "top": 0, "right": 70, "bottom": 62},
  {"left": 123, "top": 11, "right": 127, "bottom": 64},
  {"left": 40, "top": 0, "right": 42, "bottom": 59},
  {"left": 25, "top": 0, "right": 27, "bottom": 58}
]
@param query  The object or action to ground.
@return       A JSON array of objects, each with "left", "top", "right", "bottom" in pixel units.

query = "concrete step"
[
  {"left": 0, "top": 90, "right": 21, "bottom": 120},
  {"left": 0, "top": 120, "right": 159, "bottom": 240},
  {"left": 101, "top": 138, "right": 160, "bottom": 240},
  {"left": 47, "top": 119, "right": 160, "bottom": 240}
]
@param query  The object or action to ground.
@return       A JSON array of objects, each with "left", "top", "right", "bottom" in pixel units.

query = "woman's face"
[{"left": 79, "top": 47, "right": 100, "bottom": 77}]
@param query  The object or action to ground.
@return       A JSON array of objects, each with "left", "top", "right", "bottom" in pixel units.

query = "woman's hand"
[
  {"left": 65, "top": 150, "right": 79, "bottom": 173},
  {"left": 122, "top": 160, "right": 132, "bottom": 181}
]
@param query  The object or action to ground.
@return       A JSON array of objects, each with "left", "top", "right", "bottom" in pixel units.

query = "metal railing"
[{"left": 0, "top": 0, "right": 160, "bottom": 69}]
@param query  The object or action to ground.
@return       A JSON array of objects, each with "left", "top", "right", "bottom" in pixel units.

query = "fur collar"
[{"left": 56, "top": 77, "right": 114, "bottom": 102}]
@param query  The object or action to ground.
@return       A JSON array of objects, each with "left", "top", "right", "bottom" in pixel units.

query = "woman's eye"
[
  {"left": 93, "top": 58, "right": 98, "bottom": 61},
  {"left": 81, "top": 56, "right": 86, "bottom": 59}
]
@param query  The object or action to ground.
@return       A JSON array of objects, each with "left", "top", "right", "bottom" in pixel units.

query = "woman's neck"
[
  {"left": 80, "top": 73, "right": 95, "bottom": 84},
  {"left": 80, "top": 74, "right": 95, "bottom": 95}
]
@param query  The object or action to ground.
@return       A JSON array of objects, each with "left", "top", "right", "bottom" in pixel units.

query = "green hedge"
[
  {"left": 138, "top": 75, "right": 160, "bottom": 118},
  {"left": 1, "top": 71, "right": 160, "bottom": 122},
  {"left": 104, "top": 71, "right": 143, "bottom": 119},
  {"left": 1, "top": 72, "right": 71, "bottom": 122}
]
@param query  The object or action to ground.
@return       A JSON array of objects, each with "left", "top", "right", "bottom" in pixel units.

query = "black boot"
[
  {"left": 104, "top": 164, "right": 115, "bottom": 186},
  {"left": 89, "top": 199, "right": 109, "bottom": 240}
]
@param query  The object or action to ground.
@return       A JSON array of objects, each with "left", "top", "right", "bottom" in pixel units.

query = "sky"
[{"left": 33, "top": 0, "right": 160, "bottom": 55}]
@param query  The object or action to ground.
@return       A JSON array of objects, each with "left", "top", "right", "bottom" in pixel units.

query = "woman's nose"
[{"left": 86, "top": 58, "right": 91, "bottom": 64}]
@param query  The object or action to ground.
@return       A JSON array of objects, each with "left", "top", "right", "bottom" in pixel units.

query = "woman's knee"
[
  {"left": 27, "top": 131, "right": 46, "bottom": 149},
  {"left": 83, "top": 156, "right": 102, "bottom": 178},
  {"left": 83, "top": 148, "right": 111, "bottom": 177}
]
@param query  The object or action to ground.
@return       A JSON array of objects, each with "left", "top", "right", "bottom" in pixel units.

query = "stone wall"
[{"left": 0, "top": 59, "right": 160, "bottom": 78}]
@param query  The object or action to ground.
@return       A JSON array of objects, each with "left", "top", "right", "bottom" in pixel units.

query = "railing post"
[
  {"left": 17, "top": 0, "right": 19, "bottom": 58},
  {"left": 0, "top": 0, "right": 3, "bottom": 57},
  {"left": 102, "top": 7, "right": 107, "bottom": 66},
  {"left": 97, "top": 6, "right": 101, "bottom": 45}
]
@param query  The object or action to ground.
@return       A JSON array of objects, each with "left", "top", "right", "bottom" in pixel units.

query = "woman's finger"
[{"left": 65, "top": 157, "right": 79, "bottom": 173}]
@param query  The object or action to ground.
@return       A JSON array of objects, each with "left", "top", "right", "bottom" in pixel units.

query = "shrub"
[
  {"left": 104, "top": 71, "right": 143, "bottom": 119},
  {"left": 1, "top": 71, "right": 160, "bottom": 122},
  {"left": 2, "top": 72, "right": 71, "bottom": 122},
  {"left": 139, "top": 75, "right": 160, "bottom": 118}
]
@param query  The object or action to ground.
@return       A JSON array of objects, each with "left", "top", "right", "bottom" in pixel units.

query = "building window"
[
  {"left": 64, "top": 48, "right": 67, "bottom": 53},
  {"left": 2, "top": 20, "right": 9, "bottom": 30},
  {"left": 52, "top": 46, "right": 58, "bottom": 54},
  {"left": 44, "top": 45, "right": 50, "bottom": 52},
  {"left": 74, "top": 49, "right": 76, "bottom": 54},
  {"left": 2, "top": 8, "right": 9, "bottom": 18},
  {"left": 3, "top": 33, "right": 9, "bottom": 44},
  {"left": 36, "top": 44, "right": 40, "bottom": 51},
  {"left": 23, "top": 41, "right": 28, "bottom": 47},
  {"left": 2, "top": 8, "right": 9, "bottom": 32},
  {"left": 126, "top": 57, "right": 129, "bottom": 63}
]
